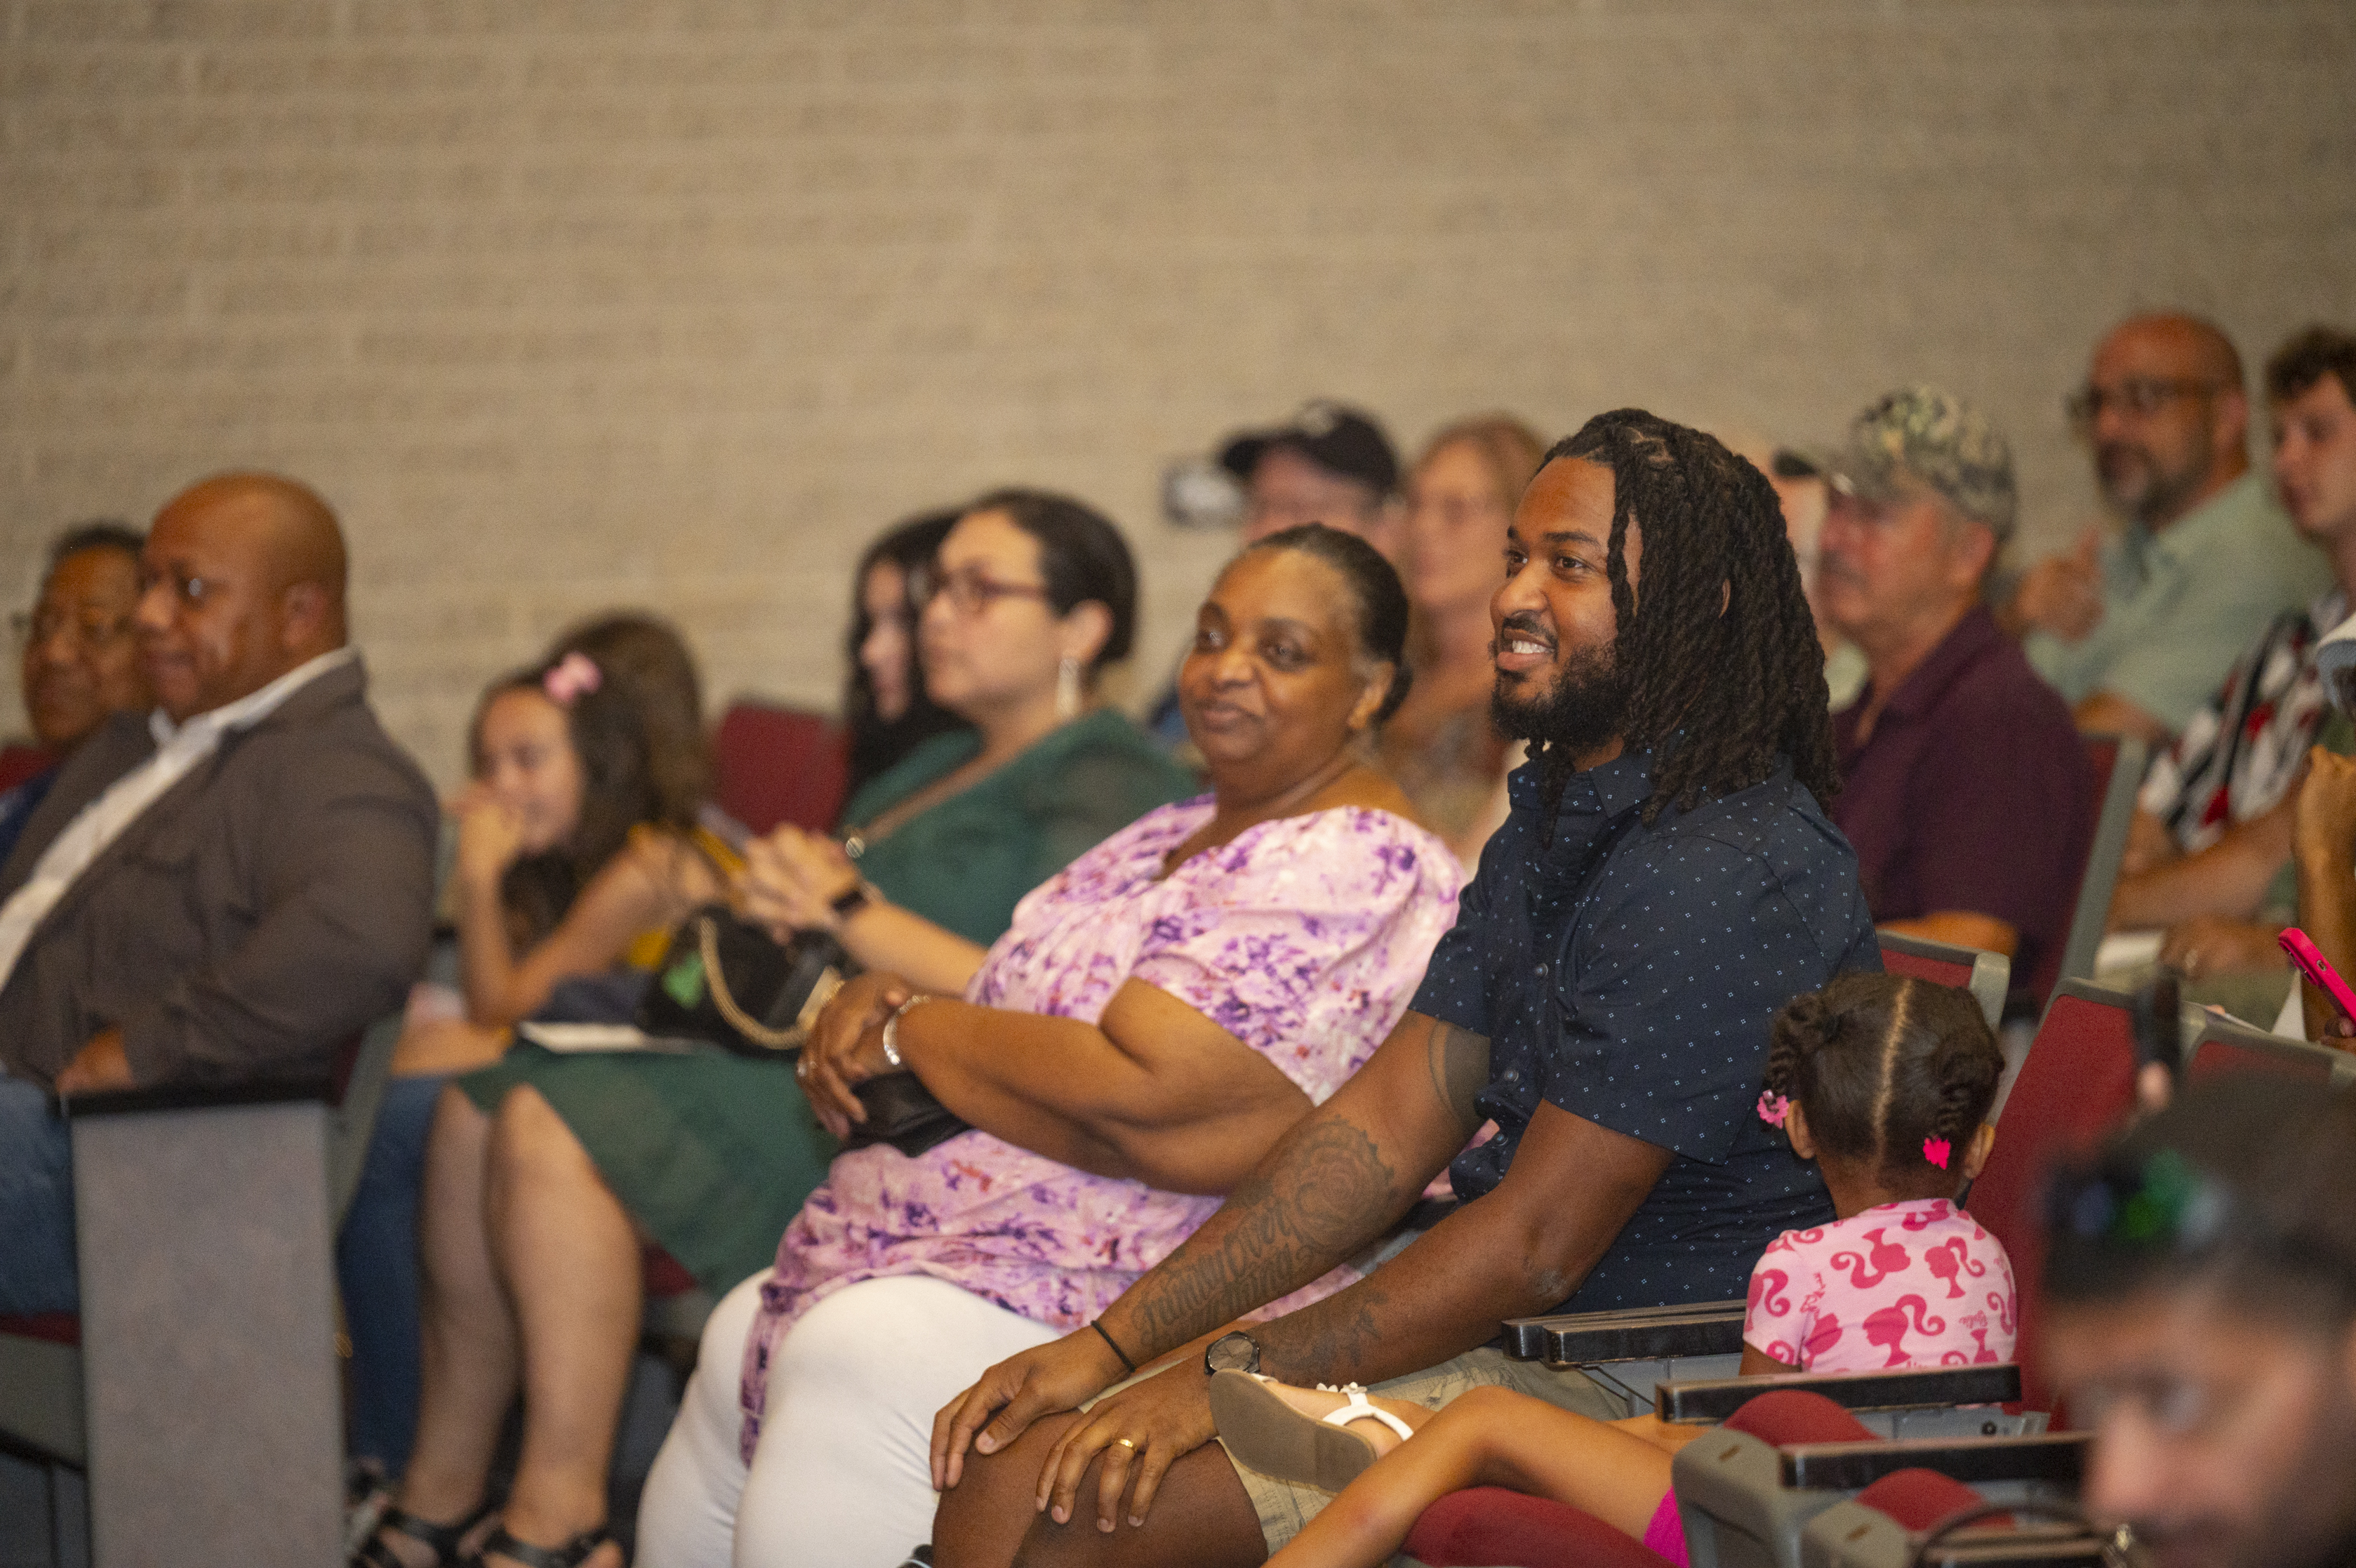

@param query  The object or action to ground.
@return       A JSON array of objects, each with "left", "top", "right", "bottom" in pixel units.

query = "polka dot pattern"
[{"left": 1413, "top": 750, "right": 1881, "bottom": 1313}]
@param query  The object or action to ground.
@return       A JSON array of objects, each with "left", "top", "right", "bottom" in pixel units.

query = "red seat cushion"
[
  {"left": 1856, "top": 1467, "right": 2006, "bottom": 1530},
  {"left": 1404, "top": 1486, "right": 1676, "bottom": 1568},
  {"left": 642, "top": 1246, "right": 700, "bottom": 1298},
  {"left": 0, "top": 1312, "right": 81, "bottom": 1346},
  {"left": 1721, "top": 1389, "right": 1879, "bottom": 1447},
  {"left": 712, "top": 703, "right": 848, "bottom": 837}
]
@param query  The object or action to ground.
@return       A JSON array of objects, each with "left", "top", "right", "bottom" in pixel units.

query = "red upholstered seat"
[
  {"left": 642, "top": 1245, "right": 700, "bottom": 1298},
  {"left": 712, "top": 702, "right": 848, "bottom": 836},
  {"left": 1719, "top": 1389, "right": 1879, "bottom": 1447},
  {"left": 0, "top": 744, "right": 55, "bottom": 794},
  {"left": 1404, "top": 1487, "right": 1675, "bottom": 1568},
  {"left": 0, "top": 1312, "right": 80, "bottom": 1346},
  {"left": 1853, "top": 1467, "right": 2006, "bottom": 1532}
]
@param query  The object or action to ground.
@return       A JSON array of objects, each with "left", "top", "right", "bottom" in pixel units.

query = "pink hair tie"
[
  {"left": 543, "top": 651, "right": 602, "bottom": 706},
  {"left": 1923, "top": 1136, "right": 1952, "bottom": 1170},
  {"left": 1756, "top": 1091, "right": 1791, "bottom": 1129}
]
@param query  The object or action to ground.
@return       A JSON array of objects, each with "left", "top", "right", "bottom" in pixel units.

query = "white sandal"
[{"left": 1207, "top": 1369, "right": 1416, "bottom": 1492}]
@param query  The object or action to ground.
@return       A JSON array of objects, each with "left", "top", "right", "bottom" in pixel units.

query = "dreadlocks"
[{"left": 1533, "top": 408, "right": 1836, "bottom": 824}]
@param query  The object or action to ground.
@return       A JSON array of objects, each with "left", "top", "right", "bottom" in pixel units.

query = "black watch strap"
[{"left": 830, "top": 882, "right": 871, "bottom": 919}]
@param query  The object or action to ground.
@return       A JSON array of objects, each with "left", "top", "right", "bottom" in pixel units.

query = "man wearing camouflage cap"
[{"left": 1792, "top": 387, "right": 2094, "bottom": 1003}]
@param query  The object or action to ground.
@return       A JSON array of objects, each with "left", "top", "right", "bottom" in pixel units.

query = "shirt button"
[{"left": 1533, "top": 962, "right": 1549, "bottom": 978}]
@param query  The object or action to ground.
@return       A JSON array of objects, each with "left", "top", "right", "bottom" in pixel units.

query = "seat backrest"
[
  {"left": 2052, "top": 733, "right": 2147, "bottom": 997},
  {"left": 1877, "top": 931, "right": 2008, "bottom": 1033},
  {"left": 2185, "top": 1010, "right": 2356, "bottom": 1090},
  {"left": 1964, "top": 978, "right": 2142, "bottom": 1412},
  {"left": 712, "top": 700, "right": 848, "bottom": 837}
]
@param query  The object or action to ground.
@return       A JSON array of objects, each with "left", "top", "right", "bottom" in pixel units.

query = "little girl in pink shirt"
[{"left": 1211, "top": 969, "right": 2016, "bottom": 1568}]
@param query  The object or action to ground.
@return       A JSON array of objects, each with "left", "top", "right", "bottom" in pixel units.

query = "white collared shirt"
[{"left": 0, "top": 647, "right": 357, "bottom": 994}]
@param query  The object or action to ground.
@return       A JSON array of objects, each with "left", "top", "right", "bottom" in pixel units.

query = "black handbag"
[
  {"left": 636, "top": 903, "right": 848, "bottom": 1057},
  {"left": 636, "top": 904, "right": 972, "bottom": 1157}
]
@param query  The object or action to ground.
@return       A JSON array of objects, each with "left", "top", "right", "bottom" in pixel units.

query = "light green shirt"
[{"left": 2025, "top": 470, "right": 2331, "bottom": 731}]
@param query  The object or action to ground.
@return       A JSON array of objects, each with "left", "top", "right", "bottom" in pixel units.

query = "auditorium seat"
[
  {"left": 0, "top": 1011, "right": 403, "bottom": 1568},
  {"left": 1874, "top": 931, "right": 2007, "bottom": 1034},
  {"left": 2050, "top": 733, "right": 2147, "bottom": 1001},
  {"left": 2183, "top": 1007, "right": 2356, "bottom": 1089},
  {"left": 712, "top": 700, "right": 848, "bottom": 837}
]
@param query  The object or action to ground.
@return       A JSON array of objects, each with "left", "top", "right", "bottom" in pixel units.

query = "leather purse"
[{"left": 636, "top": 903, "right": 972, "bottom": 1157}]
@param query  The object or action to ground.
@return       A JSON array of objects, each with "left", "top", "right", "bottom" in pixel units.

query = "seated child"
[{"left": 1209, "top": 970, "right": 2016, "bottom": 1568}]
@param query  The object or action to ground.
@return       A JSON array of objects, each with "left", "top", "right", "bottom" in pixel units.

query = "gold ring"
[{"left": 1116, "top": 1437, "right": 1136, "bottom": 1449}]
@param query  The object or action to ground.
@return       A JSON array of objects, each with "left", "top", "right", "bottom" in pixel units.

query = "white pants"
[{"left": 638, "top": 1273, "right": 1061, "bottom": 1568}]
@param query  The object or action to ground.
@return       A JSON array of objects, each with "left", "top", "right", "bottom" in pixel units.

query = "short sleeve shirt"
[
  {"left": 1414, "top": 750, "right": 1879, "bottom": 1314},
  {"left": 1744, "top": 1199, "right": 2018, "bottom": 1371},
  {"left": 1834, "top": 606, "right": 2094, "bottom": 1002},
  {"left": 2024, "top": 471, "right": 2331, "bottom": 731}
]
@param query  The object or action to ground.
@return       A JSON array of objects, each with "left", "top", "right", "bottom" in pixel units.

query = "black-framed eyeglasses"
[
  {"left": 919, "top": 566, "right": 1052, "bottom": 618},
  {"left": 9, "top": 609, "right": 135, "bottom": 651},
  {"left": 2065, "top": 378, "right": 2223, "bottom": 427}
]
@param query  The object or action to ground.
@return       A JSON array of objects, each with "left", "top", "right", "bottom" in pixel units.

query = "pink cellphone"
[{"left": 2279, "top": 927, "right": 2356, "bottom": 1024}]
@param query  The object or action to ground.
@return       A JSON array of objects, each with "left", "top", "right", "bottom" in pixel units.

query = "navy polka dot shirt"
[{"left": 1416, "top": 749, "right": 1880, "bottom": 1315}]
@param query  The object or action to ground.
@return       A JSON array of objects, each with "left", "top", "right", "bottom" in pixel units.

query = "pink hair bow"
[
  {"left": 543, "top": 651, "right": 601, "bottom": 706},
  {"left": 1922, "top": 1137, "right": 1952, "bottom": 1170},
  {"left": 1756, "top": 1091, "right": 1791, "bottom": 1129}
]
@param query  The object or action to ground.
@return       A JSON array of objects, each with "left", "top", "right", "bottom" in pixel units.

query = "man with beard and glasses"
[
  {"left": 927, "top": 410, "right": 1879, "bottom": 1568},
  {"left": 1788, "top": 388, "right": 2091, "bottom": 1005},
  {"left": 2042, "top": 1073, "right": 2356, "bottom": 1568},
  {"left": 2002, "top": 312, "right": 2330, "bottom": 745}
]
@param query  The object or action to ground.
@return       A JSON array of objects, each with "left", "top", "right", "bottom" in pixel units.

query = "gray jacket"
[{"left": 0, "top": 656, "right": 438, "bottom": 1089}]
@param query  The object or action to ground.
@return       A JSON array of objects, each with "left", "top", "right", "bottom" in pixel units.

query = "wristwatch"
[
  {"left": 829, "top": 881, "right": 872, "bottom": 922},
  {"left": 1204, "top": 1329, "right": 1261, "bottom": 1376}
]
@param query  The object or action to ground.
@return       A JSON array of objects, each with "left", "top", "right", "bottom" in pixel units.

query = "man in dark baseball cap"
[
  {"left": 1787, "top": 386, "right": 2093, "bottom": 1004},
  {"left": 1218, "top": 400, "right": 1405, "bottom": 559}
]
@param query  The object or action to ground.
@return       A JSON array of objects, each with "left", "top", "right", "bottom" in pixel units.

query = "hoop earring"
[{"left": 1056, "top": 656, "right": 1083, "bottom": 719}]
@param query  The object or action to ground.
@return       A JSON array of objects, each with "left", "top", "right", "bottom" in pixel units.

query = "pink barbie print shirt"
[{"left": 1744, "top": 1198, "right": 2017, "bottom": 1371}]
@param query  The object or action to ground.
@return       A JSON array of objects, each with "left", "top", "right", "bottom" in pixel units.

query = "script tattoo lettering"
[{"left": 1131, "top": 1117, "right": 1395, "bottom": 1349}]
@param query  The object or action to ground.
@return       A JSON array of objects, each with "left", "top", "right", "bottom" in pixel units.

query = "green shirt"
[
  {"left": 840, "top": 707, "right": 1194, "bottom": 948},
  {"left": 2026, "top": 470, "right": 2332, "bottom": 731}
]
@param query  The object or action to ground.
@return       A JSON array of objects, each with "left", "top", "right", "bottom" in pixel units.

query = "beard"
[{"left": 1491, "top": 639, "right": 1630, "bottom": 755}]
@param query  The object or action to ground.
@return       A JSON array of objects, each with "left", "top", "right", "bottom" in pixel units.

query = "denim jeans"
[
  {"left": 335, "top": 1073, "right": 446, "bottom": 1473},
  {"left": 0, "top": 1072, "right": 78, "bottom": 1315}
]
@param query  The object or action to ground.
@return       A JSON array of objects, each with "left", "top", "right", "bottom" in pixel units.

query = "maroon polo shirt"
[{"left": 1832, "top": 605, "right": 2094, "bottom": 1004}]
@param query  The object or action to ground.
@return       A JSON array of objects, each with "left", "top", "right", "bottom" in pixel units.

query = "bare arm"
[
  {"left": 460, "top": 832, "right": 707, "bottom": 1027},
  {"left": 834, "top": 901, "right": 988, "bottom": 997},
  {"left": 2294, "top": 747, "right": 2356, "bottom": 1045},
  {"left": 883, "top": 978, "right": 1316, "bottom": 1195},
  {"left": 1877, "top": 912, "right": 2018, "bottom": 959},
  {"left": 2073, "top": 691, "right": 2172, "bottom": 748},
  {"left": 739, "top": 827, "right": 987, "bottom": 997},
  {"left": 2109, "top": 790, "right": 2297, "bottom": 932}
]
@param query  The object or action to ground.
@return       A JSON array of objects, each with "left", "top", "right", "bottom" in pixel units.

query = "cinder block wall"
[{"left": 4, "top": 1, "right": 2352, "bottom": 788}]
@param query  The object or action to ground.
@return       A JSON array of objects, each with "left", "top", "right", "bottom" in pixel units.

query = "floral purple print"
[
  {"left": 1744, "top": 1197, "right": 2017, "bottom": 1371},
  {"left": 734, "top": 797, "right": 1460, "bottom": 1455}
]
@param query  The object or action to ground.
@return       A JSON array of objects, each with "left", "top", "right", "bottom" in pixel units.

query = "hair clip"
[
  {"left": 1757, "top": 1091, "right": 1791, "bottom": 1129},
  {"left": 544, "top": 651, "right": 602, "bottom": 706},
  {"left": 1923, "top": 1136, "right": 1952, "bottom": 1170}
]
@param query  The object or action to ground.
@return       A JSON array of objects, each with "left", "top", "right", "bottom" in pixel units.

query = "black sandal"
[
  {"left": 352, "top": 1503, "right": 494, "bottom": 1568},
  {"left": 467, "top": 1525, "right": 615, "bottom": 1568}
]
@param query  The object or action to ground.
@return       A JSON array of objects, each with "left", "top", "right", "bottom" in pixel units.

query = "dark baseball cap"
[{"left": 1218, "top": 401, "right": 1402, "bottom": 497}]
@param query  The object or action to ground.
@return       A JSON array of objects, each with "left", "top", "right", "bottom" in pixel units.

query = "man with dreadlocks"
[{"left": 927, "top": 410, "right": 1880, "bottom": 1568}]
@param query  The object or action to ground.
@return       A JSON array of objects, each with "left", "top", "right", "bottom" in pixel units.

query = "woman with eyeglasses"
[
  {"left": 635, "top": 524, "right": 1463, "bottom": 1568},
  {"left": 352, "top": 494, "right": 1188, "bottom": 1568}
]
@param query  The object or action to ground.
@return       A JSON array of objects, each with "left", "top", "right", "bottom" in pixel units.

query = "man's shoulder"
[
  {"left": 222, "top": 659, "right": 433, "bottom": 804},
  {"left": 1934, "top": 630, "right": 2077, "bottom": 739}
]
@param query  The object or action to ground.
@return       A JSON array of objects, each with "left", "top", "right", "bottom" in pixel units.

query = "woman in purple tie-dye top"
[{"left": 637, "top": 526, "right": 1464, "bottom": 1568}]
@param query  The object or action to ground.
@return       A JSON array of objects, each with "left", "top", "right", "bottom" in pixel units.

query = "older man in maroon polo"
[{"left": 1794, "top": 387, "right": 2094, "bottom": 1005}]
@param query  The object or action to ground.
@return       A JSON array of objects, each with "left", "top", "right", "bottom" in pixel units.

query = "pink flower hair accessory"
[
  {"left": 543, "top": 651, "right": 602, "bottom": 707},
  {"left": 1757, "top": 1090, "right": 1791, "bottom": 1129},
  {"left": 1923, "top": 1136, "right": 1952, "bottom": 1170}
]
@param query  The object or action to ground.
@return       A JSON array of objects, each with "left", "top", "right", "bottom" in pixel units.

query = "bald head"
[
  {"left": 136, "top": 472, "right": 350, "bottom": 721},
  {"left": 2085, "top": 312, "right": 2252, "bottom": 528},
  {"left": 2103, "top": 312, "right": 2247, "bottom": 393}
]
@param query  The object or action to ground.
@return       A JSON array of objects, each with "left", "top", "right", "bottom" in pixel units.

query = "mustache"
[{"left": 1491, "top": 612, "right": 1555, "bottom": 654}]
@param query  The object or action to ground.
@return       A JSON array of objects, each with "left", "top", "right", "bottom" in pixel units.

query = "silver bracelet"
[{"left": 880, "top": 994, "right": 934, "bottom": 1070}]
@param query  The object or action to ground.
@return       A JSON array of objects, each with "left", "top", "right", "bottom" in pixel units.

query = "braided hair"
[
  {"left": 1539, "top": 410, "right": 1835, "bottom": 824},
  {"left": 1761, "top": 972, "right": 2004, "bottom": 1183}
]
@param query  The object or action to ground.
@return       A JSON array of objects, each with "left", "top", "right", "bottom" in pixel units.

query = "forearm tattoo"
[
  {"left": 1129, "top": 1117, "right": 1397, "bottom": 1350},
  {"left": 1427, "top": 1019, "right": 1492, "bottom": 1133}
]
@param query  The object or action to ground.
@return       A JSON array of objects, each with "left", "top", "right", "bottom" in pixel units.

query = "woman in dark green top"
[
  {"left": 740, "top": 492, "right": 1192, "bottom": 992},
  {"left": 371, "top": 493, "right": 1186, "bottom": 1568}
]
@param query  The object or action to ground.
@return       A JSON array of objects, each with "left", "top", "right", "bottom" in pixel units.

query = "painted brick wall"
[{"left": 4, "top": 0, "right": 2352, "bottom": 787}]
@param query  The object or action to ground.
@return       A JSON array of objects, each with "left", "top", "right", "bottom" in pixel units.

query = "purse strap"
[{"left": 696, "top": 913, "right": 833, "bottom": 1049}]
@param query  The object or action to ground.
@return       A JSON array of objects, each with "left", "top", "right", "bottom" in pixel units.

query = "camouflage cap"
[{"left": 1780, "top": 387, "right": 2018, "bottom": 543}]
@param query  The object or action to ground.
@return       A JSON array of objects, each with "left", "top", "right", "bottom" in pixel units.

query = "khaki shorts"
[{"left": 1212, "top": 1347, "right": 1620, "bottom": 1558}]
